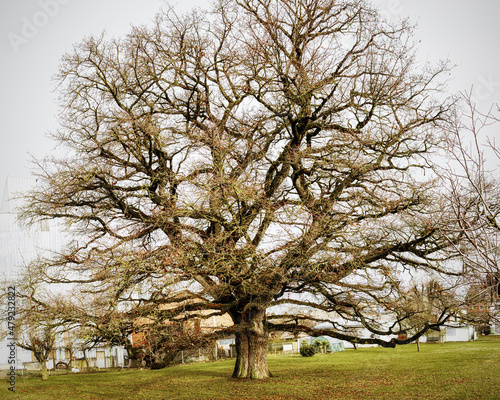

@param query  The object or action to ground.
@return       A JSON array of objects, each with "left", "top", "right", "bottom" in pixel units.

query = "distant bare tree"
[
  {"left": 16, "top": 319, "right": 56, "bottom": 381},
  {"left": 398, "top": 280, "right": 458, "bottom": 351},
  {"left": 4, "top": 268, "right": 69, "bottom": 380},
  {"left": 444, "top": 92, "right": 500, "bottom": 329}
]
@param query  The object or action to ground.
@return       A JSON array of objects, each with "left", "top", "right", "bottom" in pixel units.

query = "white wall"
[
  {"left": 445, "top": 326, "right": 474, "bottom": 342},
  {"left": 0, "top": 176, "right": 69, "bottom": 369},
  {"left": 0, "top": 176, "right": 68, "bottom": 280}
]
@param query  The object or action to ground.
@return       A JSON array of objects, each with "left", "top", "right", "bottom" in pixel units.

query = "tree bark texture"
[{"left": 231, "top": 306, "right": 270, "bottom": 379}]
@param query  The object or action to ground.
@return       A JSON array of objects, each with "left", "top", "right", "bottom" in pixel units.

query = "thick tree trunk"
[{"left": 231, "top": 305, "right": 270, "bottom": 379}]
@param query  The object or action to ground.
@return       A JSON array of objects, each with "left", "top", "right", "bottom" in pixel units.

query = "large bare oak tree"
[{"left": 22, "top": 0, "right": 466, "bottom": 379}]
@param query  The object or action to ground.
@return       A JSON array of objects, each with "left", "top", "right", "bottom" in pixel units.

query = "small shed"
[
  {"left": 422, "top": 324, "right": 476, "bottom": 343},
  {"left": 443, "top": 325, "right": 476, "bottom": 342}
]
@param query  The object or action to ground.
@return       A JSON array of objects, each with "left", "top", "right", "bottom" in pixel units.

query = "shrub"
[{"left": 300, "top": 343, "right": 315, "bottom": 357}]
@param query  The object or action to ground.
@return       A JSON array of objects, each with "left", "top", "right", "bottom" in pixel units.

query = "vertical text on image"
[{"left": 6, "top": 286, "right": 16, "bottom": 392}]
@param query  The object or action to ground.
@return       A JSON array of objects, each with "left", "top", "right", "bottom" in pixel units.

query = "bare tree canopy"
[
  {"left": 444, "top": 93, "right": 500, "bottom": 331},
  {"left": 446, "top": 94, "right": 500, "bottom": 275},
  {"left": 21, "top": 0, "right": 467, "bottom": 379}
]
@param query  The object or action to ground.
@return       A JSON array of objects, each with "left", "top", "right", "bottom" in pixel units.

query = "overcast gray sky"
[{"left": 1, "top": 0, "right": 499, "bottom": 200}]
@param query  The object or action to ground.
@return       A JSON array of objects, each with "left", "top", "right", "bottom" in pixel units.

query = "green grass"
[{"left": 3, "top": 338, "right": 500, "bottom": 399}]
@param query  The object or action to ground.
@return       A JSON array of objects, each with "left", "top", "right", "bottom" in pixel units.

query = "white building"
[
  {"left": 0, "top": 176, "right": 68, "bottom": 369},
  {"left": 0, "top": 176, "right": 131, "bottom": 371},
  {"left": 0, "top": 176, "right": 67, "bottom": 279}
]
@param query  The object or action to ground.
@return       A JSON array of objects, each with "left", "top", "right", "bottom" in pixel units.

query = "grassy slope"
[{"left": 3, "top": 338, "right": 500, "bottom": 400}]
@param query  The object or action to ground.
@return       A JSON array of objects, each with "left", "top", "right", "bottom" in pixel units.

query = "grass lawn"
[{"left": 3, "top": 337, "right": 499, "bottom": 400}]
